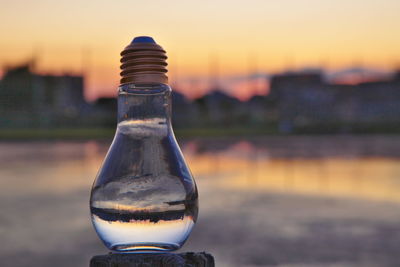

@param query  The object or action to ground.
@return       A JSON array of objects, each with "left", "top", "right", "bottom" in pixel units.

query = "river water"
[{"left": 1, "top": 136, "right": 400, "bottom": 266}]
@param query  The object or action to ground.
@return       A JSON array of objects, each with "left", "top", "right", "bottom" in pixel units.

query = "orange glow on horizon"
[{"left": 1, "top": 0, "right": 400, "bottom": 100}]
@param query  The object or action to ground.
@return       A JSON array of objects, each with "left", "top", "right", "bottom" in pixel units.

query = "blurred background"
[{"left": 1, "top": 0, "right": 400, "bottom": 266}]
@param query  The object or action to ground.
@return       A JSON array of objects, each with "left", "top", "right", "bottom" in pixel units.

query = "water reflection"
[
  {"left": 1, "top": 137, "right": 400, "bottom": 266},
  {"left": 1, "top": 137, "right": 399, "bottom": 202},
  {"left": 183, "top": 137, "right": 400, "bottom": 202}
]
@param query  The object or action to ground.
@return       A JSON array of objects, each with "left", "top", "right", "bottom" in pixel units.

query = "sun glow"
[{"left": 1, "top": 0, "right": 400, "bottom": 100}]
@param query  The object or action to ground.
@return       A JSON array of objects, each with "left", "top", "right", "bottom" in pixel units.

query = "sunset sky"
[{"left": 1, "top": 0, "right": 400, "bottom": 100}]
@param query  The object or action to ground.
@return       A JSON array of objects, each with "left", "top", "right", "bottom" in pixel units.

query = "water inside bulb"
[{"left": 90, "top": 84, "right": 198, "bottom": 252}]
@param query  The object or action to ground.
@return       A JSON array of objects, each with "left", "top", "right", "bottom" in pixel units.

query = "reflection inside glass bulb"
[
  {"left": 91, "top": 211, "right": 195, "bottom": 251},
  {"left": 90, "top": 113, "right": 198, "bottom": 251}
]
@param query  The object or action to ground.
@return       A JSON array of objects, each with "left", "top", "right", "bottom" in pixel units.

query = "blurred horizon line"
[{"left": 1, "top": 58, "right": 399, "bottom": 102}]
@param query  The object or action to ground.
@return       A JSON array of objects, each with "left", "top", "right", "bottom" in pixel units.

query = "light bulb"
[{"left": 90, "top": 36, "right": 199, "bottom": 252}]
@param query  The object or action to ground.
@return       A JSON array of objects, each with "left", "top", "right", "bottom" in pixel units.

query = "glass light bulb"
[{"left": 89, "top": 37, "right": 198, "bottom": 252}]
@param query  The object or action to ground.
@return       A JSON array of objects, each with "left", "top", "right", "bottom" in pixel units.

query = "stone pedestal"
[{"left": 90, "top": 252, "right": 215, "bottom": 267}]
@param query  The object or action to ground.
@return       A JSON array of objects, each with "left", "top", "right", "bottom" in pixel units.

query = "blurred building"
[
  {"left": 88, "top": 97, "right": 117, "bottom": 128},
  {"left": 0, "top": 63, "right": 87, "bottom": 127},
  {"left": 1, "top": 62, "right": 400, "bottom": 134},
  {"left": 269, "top": 71, "right": 400, "bottom": 133},
  {"left": 171, "top": 90, "right": 198, "bottom": 128}
]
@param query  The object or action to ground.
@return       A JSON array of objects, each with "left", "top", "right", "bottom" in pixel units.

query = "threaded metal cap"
[{"left": 120, "top": 36, "right": 168, "bottom": 85}]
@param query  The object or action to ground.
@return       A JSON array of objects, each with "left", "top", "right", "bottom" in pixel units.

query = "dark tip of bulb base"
[
  {"left": 131, "top": 36, "right": 156, "bottom": 44},
  {"left": 120, "top": 36, "right": 168, "bottom": 85}
]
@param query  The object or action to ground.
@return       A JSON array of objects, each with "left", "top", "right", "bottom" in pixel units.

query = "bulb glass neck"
[{"left": 117, "top": 83, "right": 172, "bottom": 125}]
